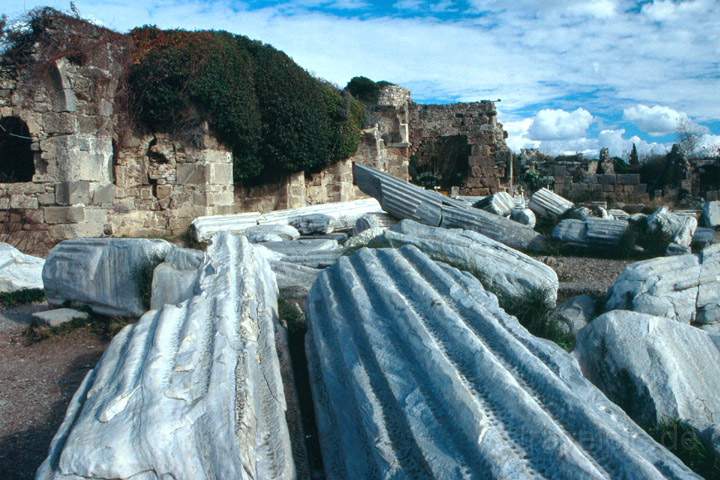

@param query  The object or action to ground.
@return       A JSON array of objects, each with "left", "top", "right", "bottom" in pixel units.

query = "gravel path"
[{"left": 0, "top": 320, "right": 108, "bottom": 479}]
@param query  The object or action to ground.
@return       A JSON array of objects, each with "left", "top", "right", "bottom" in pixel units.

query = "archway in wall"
[
  {"left": 0, "top": 117, "right": 35, "bottom": 183},
  {"left": 409, "top": 135, "right": 470, "bottom": 190}
]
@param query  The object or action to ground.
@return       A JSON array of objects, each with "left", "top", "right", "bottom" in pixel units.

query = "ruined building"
[{"left": 0, "top": 14, "right": 510, "bottom": 253}]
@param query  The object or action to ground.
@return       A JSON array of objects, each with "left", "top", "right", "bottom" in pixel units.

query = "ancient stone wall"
[
  {"left": 408, "top": 101, "right": 510, "bottom": 195},
  {"left": 554, "top": 173, "right": 650, "bottom": 203}
]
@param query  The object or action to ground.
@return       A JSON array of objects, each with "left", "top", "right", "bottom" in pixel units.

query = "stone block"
[
  {"left": 617, "top": 174, "right": 640, "bottom": 185},
  {"left": 208, "top": 163, "right": 232, "bottom": 185},
  {"left": 597, "top": 174, "right": 617, "bottom": 185},
  {"left": 55, "top": 181, "right": 90, "bottom": 206},
  {"left": 91, "top": 183, "right": 115, "bottom": 205},
  {"left": 10, "top": 194, "right": 39, "bottom": 209},
  {"left": 176, "top": 163, "right": 207, "bottom": 185},
  {"left": 44, "top": 206, "right": 86, "bottom": 224}
]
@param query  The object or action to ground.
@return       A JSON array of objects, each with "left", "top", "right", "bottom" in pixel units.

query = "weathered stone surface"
[
  {"left": 43, "top": 238, "right": 174, "bottom": 317},
  {"left": 510, "top": 207, "right": 536, "bottom": 227},
  {"left": 354, "top": 164, "right": 547, "bottom": 252},
  {"left": 289, "top": 214, "right": 334, "bottom": 235},
  {"left": 150, "top": 248, "right": 204, "bottom": 310},
  {"left": 551, "top": 294, "right": 597, "bottom": 337},
  {"left": 564, "top": 206, "right": 593, "bottom": 221},
  {"left": 261, "top": 239, "right": 343, "bottom": 268},
  {"left": 307, "top": 246, "right": 698, "bottom": 479},
  {"left": 693, "top": 227, "right": 717, "bottom": 249},
  {"left": 473, "top": 191, "right": 514, "bottom": 216},
  {"left": 529, "top": 188, "right": 574, "bottom": 222},
  {"left": 606, "top": 245, "right": 720, "bottom": 326},
  {"left": 702, "top": 200, "right": 720, "bottom": 228},
  {"left": 380, "top": 220, "right": 558, "bottom": 308},
  {"left": 0, "top": 243, "right": 45, "bottom": 293},
  {"left": 344, "top": 226, "right": 387, "bottom": 251},
  {"left": 32, "top": 308, "right": 89, "bottom": 327},
  {"left": 37, "top": 234, "right": 295, "bottom": 480},
  {"left": 270, "top": 261, "right": 322, "bottom": 296},
  {"left": 353, "top": 212, "right": 398, "bottom": 234},
  {"left": 608, "top": 209, "right": 630, "bottom": 221},
  {"left": 191, "top": 211, "right": 261, "bottom": 242},
  {"left": 576, "top": 310, "right": 720, "bottom": 456},
  {"left": 552, "top": 218, "right": 631, "bottom": 252},
  {"left": 258, "top": 198, "right": 383, "bottom": 232},
  {"left": 244, "top": 224, "right": 301, "bottom": 243},
  {"left": 642, "top": 207, "right": 697, "bottom": 254}
]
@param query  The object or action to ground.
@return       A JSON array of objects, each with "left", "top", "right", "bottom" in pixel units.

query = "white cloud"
[
  {"left": 528, "top": 108, "right": 593, "bottom": 141},
  {"left": 623, "top": 104, "right": 688, "bottom": 136},
  {"left": 698, "top": 134, "right": 720, "bottom": 155},
  {"left": 394, "top": 0, "right": 423, "bottom": 10},
  {"left": 502, "top": 118, "right": 540, "bottom": 151},
  {"left": 597, "top": 129, "right": 670, "bottom": 157}
]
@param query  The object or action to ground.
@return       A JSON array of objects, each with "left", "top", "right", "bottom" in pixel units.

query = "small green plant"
[
  {"left": 22, "top": 310, "right": 133, "bottom": 344},
  {"left": 520, "top": 170, "right": 555, "bottom": 193},
  {"left": 648, "top": 419, "right": 720, "bottom": 478},
  {"left": 0, "top": 288, "right": 45, "bottom": 307},
  {"left": 496, "top": 288, "right": 575, "bottom": 351},
  {"left": 345, "top": 76, "right": 394, "bottom": 104}
]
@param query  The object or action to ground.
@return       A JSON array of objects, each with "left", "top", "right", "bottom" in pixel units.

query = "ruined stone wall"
[
  {"left": 554, "top": 173, "right": 650, "bottom": 204},
  {"left": 408, "top": 101, "right": 510, "bottom": 195}
]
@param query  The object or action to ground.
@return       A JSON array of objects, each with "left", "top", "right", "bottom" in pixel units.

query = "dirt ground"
[
  {"left": 0, "top": 303, "right": 109, "bottom": 480},
  {"left": 0, "top": 253, "right": 634, "bottom": 479}
]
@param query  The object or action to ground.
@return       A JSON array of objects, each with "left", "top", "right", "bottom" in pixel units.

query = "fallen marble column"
[
  {"left": 606, "top": 244, "right": 720, "bottom": 326},
  {"left": 510, "top": 207, "right": 536, "bottom": 227},
  {"left": 191, "top": 211, "right": 261, "bottom": 242},
  {"left": 37, "top": 234, "right": 295, "bottom": 480},
  {"left": 576, "top": 310, "right": 720, "bottom": 458},
  {"left": 552, "top": 218, "right": 632, "bottom": 252},
  {"left": 353, "top": 164, "right": 548, "bottom": 252},
  {"left": 0, "top": 242, "right": 45, "bottom": 293},
  {"left": 150, "top": 247, "right": 204, "bottom": 310},
  {"left": 379, "top": 220, "right": 558, "bottom": 308},
  {"left": 306, "top": 246, "right": 697, "bottom": 479},
  {"left": 257, "top": 198, "right": 383, "bottom": 231},
  {"left": 473, "top": 191, "right": 515, "bottom": 217},
  {"left": 440, "top": 204, "right": 548, "bottom": 252},
  {"left": 260, "top": 239, "right": 343, "bottom": 268},
  {"left": 43, "top": 238, "right": 174, "bottom": 317},
  {"left": 529, "top": 188, "right": 574, "bottom": 222}
]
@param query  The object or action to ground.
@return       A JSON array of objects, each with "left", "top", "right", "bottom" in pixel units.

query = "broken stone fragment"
[
  {"left": 244, "top": 224, "right": 301, "bottom": 243},
  {"left": 702, "top": 200, "right": 720, "bottom": 228},
  {"left": 576, "top": 310, "right": 720, "bottom": 459},
  {"left": 32, "top": 308, "right": 89, "bottom": 328},
  {"left": 379, "top": 220, "right": 558, "bottom": 309},
  {"left": 289, "top": 214, "right": 334, "bottom": 235},
  {"left": 605, "top": 244, "right": 720, "bottom": 326},
  {"left": 150, "top": 247, "right": 204, "bottom": 310},
  {"left": 529, "top": 187, "right": 574, "bottom": 222},
  {"left": 353, "top": 212, "right": 398, "bottom": 234},
  {"left": 472, "top": 191, "right": 514, "bottom": 217},
  {"left": 260, "top": 239, "right": 344, "bottom": 268},
  {"left": 43, "top": 238, "right": 174, "bottom": 317},
  {"left": 306, "top": 246, "right": 698, "bottom": 479},
  {"left": 550, "top": 294, "right": 597, "bottom": 337},
  {"left": 640, "top": 207, "right": 697, "bottom": 254},
  {"left": 37, "top": 234, "right": 296, "bottom": 480},
  {"left": 510, "top": 207, "right": 536, "bottom": 227},
  {"left": 0, "top": 242, "right": 45, "bottom": 293}
]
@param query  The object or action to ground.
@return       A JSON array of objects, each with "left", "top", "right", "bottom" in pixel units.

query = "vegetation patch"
[
  {"left": 129, "top": 27, "right": 365, "bottom": 184},
  {"left": 648, "top": 419, "right": 720, "bottom": 478},
  {"left": 0, "top": 288, "right": 45, "bottom": 308},
  {"left": 22, "top": 310, "right": 133, "bottom": 344},
  {"left": 345, "top": 76, "right": 395, "bottom": 104}
]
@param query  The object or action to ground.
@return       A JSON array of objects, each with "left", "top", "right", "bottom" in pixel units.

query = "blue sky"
[{"left": 4, "top": 0, "right": 720, "bottom": 157}]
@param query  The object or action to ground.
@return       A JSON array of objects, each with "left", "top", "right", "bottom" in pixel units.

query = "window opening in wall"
[{"left": 0, "top": 116, "right": 35, "bottom": 183}]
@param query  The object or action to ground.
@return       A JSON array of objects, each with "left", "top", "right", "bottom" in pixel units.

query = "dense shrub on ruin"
[
  {"left": 129, "top": 27, "right": 364, "bottom": 183},
  {"left": 345, "top": 76, "right": 394, "bottom": 104}
]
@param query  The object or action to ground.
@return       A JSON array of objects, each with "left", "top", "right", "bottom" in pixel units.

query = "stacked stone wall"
[
  {"left": 409, "top": 101, "right": 510, "bottom": 195},
  {"left": 554, "top": 173, "right": 650, "bottom": 203}
]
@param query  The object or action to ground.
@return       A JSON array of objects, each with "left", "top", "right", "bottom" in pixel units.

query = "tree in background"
[
  {"left": 630, "top": 143, "right": 639, "bottom": 168},
  {"left": 676, "top": 118, "right": 702, "bottom": 158}
]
